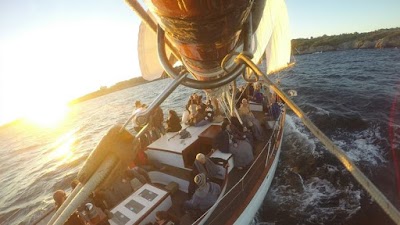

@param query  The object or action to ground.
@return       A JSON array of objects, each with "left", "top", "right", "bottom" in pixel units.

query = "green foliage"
[{"left": 292, "top": 27, "right": 400, "bottom": 54}]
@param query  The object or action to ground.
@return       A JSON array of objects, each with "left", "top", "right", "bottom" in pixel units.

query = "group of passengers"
[
  {"left": 52, "top": 164, "right": 152, "bottom": 225},
  {"left": 187, "top": 153, "right": 226, "bottom": 198},
  {"left": 238, "top": 82, "right": 283, "bottom": 119},
  {"left": 183, "top": 93, "right": 217, "bottom": 127},
  {"left": 51, "top": 85, "right": 281, "bottom": 225},
  {"left": 178, "top": 85, "right": 280, "bottom": 215},
  {"left": 53, "top": 180, "right": 112, "bottom": 225},
  {"left": 127, "top": 86, "right": 277, "bottom": 216},
  {"left": 183, "top": 152, "right": 230, "bottom": 215},
  {"left": 213, "top": 118, "right": 255, "bottom": 170},
  {"left": 132, "top": 93, "right": 220, "bottom": 141},
  {"left": 132, "top": 100, "right": 165, "bottom": 146},
  {"left": 133, "top": 89, "right": 231, "bottom": 132}
]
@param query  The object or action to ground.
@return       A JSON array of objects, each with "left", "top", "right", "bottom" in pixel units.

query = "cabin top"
[
  {"left": 146, "top": 122, "right": 229, "bottom": 170},
  {"left": 147, "top": 123, "right": 215, "bottom": 153}
]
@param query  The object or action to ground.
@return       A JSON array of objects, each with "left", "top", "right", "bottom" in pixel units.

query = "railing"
[{"left": 195, "top": 110, "right": 285, "bottom": 225}]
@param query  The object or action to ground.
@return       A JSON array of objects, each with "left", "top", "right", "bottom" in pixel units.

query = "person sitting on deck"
[
  {"left": 213, "top": 120, "right": 230, "bottom": 153},
  {"left": 247, "top": 82, "right": 255, "bottom": 97},
  {"left": 238, "top": 98, "right": 264, "bottom": 141},
  {"left": 188, "top": 105, "right": 208, "bottom": 127},
  {"left": 150, "top": 106, "right": 165, "bottom": 135},
  {"left": 270, "top": 101, "right": 282, "bottom": 120},
  {"left": 53, "top": 190, "right": 85, "bottom": 225},
  {"left": 194, "top": 153, "right": 226, "bottom": 180},
  {"left": 181, "top": 104, "right": 191, "bottom": 125},
  {"left": 227, "top": 121, "right": 254, "bottom": 169},
  {"left": 183, "top": 173, "right": 221, "bottom": 213},
  {"left": 221, "top": 118, "right": 247, "bottom": 146},
  {"left": 196, "top": 95, "right": 207, "bottom": 111},
  {"left": 215, "top": 119, "right": 254, "bottom": 170},
  {"left": 132, "top": 100, "right": 146, "bottom": 132},
  {"left": 211, "top": 97, "right": 222, "bottom": 118},
  {"left": 204, "top": 100, "right": 214, "bottom": 122},
  {"left": 230, "top": 116, "right": 254, "bottom": 147},
  {"left": 187, "top": 99, "right": 198, "bottom": 117},
  {"left": 166, "top": 110, "right": 182, "bottom": 132},
  {"left": 252, "top": 85, "right": 264, "bottom": 104},
  {"left": 188, "top": 153, "right": 226, "bottom": 197}
]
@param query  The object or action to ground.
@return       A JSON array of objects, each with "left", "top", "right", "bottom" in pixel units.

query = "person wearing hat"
[
  {"left": 194, "top": 153, "right": 225, "bottom": 180},
  {"left": 183, "top": 173, "right": 221, "bottom": 212},
  {"left": 239, "top": 98, "right": 264, "bottom": 141},
  {"left": 187, "top": 153, "right": 226, "bottom": 198}
]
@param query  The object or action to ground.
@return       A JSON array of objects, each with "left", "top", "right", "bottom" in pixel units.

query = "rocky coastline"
[{"left": 293, "top": 27, "right": 400, "bottom": 55}]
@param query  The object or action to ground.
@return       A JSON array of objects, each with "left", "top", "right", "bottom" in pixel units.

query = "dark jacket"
[
  {"left": 213, "top": 130, "right": 230, "bottom": 153},
  {"left": 166, "top": 115, "right": 182, "bottom": 132}
]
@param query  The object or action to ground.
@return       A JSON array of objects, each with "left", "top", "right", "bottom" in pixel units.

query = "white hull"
[{"left": 233, "top": 125, "right": 284, "bottom": 225}]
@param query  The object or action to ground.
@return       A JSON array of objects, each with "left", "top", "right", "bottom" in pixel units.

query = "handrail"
[
  {"left": 236, "top": 53, "right": 400, "bottom": 225},
  {"left": 194, "top": 165, "right": 231, "bottom": 224},
  {"left": 194, "top": 111, "right": 284, "bottom": 224}
]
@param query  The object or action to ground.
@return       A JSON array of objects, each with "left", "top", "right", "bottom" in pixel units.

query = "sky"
[{"left": 0, "top": 0, "right": 399, "bottom": 125}]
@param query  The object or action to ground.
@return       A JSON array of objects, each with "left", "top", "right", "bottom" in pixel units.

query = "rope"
[
  {"left": 234, "top": 82, "right": 249, "bottom": 107},
  {"left": 217, "top": 97, "right": 231, "bottom": 121},
  {"left": 236, "top": 53, "right": 400, "bottom": 225}
]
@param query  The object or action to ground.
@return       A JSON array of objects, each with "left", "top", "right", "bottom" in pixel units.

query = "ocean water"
[
  {"left": 0, "top": 48, "right": 400, "bottom": 225},
  {"left": 258, "top": 49, "right": 400, "bottom": 225}
]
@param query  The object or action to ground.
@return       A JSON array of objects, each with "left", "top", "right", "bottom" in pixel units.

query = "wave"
[
  {"left": 263, "top": 176, "right": 361, "bottom": 225},
  {"left": 331, "top": 128, "right": 387, "bottom": 166},
  {"left": 257, "top": 107, "right": 387, "bottom": 224}
]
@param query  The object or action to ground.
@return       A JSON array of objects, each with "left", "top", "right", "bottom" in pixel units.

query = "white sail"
[
  {"left": 251, "top": 0, "right": 291, "bottom": 75},
  {"left": 137, "top": 17, "right": 172, "bottom": 80}
]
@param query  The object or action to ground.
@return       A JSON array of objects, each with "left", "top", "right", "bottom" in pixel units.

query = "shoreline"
[
  {"left": 292, "top": 27, "right": 400, "bottom": 55},
  {"left": 68, "top": 76, "right": 168, "bottom": 105}
]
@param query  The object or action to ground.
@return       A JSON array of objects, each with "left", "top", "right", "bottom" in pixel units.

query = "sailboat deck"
[
  {"left": 31, "top": 104, "right": 284, "bottom": 225},
  {"left": 154, "top": 110, "right": 278, "bottom": 224}
]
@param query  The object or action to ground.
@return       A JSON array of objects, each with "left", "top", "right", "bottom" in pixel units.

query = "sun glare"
[
  {"left": 23, "top": 103, "right": 69, "bottom": 127},
  {"left": 50, "top": 130, "right": 77, "bottom": 160}
]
